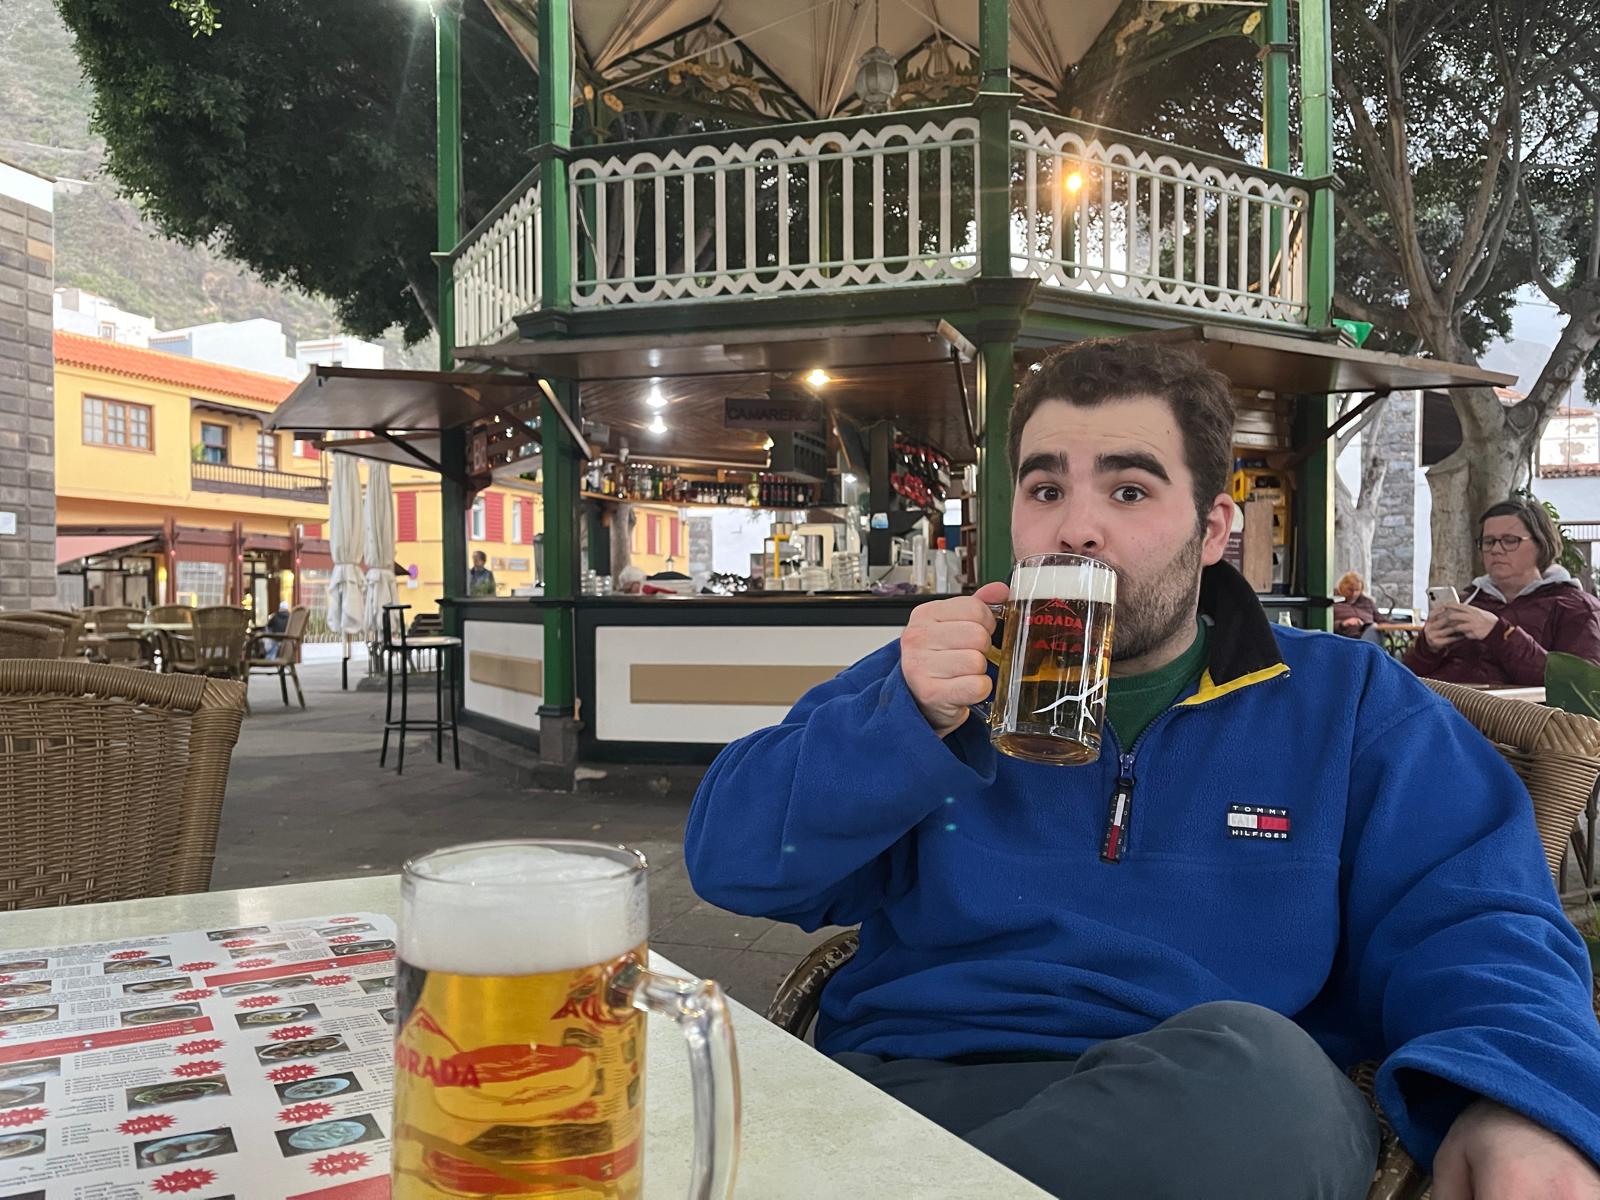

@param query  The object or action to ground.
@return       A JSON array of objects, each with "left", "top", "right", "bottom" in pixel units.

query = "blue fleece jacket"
[{"left": 685, "top": 566, "right": 1600, "bottom": 1170}]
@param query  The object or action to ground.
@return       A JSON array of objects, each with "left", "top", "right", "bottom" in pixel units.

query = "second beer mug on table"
[
  {"left": 392, "top": 840, "right": 739, "bottom": 1200},
  {"left": 984, "top": 552, "right": 1117, "bottom": 765}
]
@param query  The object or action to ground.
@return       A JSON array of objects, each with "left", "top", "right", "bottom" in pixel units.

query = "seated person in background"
[
  {"left": 260, "top": 601, "right": 290, "bottom": 661},
  {"left": 1333, "top": 570, "right": 1380, "bottom": 638},
  {"left": 1404, "top": 497, "right": 1600, "bottom": 686},
  {"left": 687, "top": 340, "right": 1600, "bottom": 1200}
]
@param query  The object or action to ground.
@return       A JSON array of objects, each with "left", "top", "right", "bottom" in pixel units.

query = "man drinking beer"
[{"left": 687, "top": 339, "right": 1600, "bottom": 1199}]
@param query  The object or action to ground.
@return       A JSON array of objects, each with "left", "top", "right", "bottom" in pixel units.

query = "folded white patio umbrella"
[
  {"left": 363, "top": 462, "right": 398, "bottom": 644},
  {"left": 326, "top": 453, "right": 367, "bottom": 643}
]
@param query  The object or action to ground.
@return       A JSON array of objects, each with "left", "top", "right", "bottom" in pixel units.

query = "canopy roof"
[{"left": 485, "top": 0, "right": 1124, "bottom": 118}]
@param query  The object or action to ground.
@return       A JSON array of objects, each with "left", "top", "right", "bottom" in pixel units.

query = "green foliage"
[
  {"left": 1329, "top": 0, "right": 1599, "bottom": 358},
  {"left": 169, "top": 0, "right": 219, "bottom": 36},
  {"left": 54, "top": 0, "right": 540, "bottom": 344}
]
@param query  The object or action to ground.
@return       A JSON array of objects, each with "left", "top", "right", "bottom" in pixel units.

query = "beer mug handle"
[
  {"left": 969, "top": 602, "right": 1007, "bottom": 719},
  {"left": 611, "top": 959, "right": 740, "bottom": 1199}
]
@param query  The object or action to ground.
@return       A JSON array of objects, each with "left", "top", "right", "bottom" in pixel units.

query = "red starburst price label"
[
  {"left": 177, "top": 961, "right": 218, "bottom": 972},
  {"left": 278, "top": 1101, "right": 335, "bottom": 1124},
  {"left": 175, "top": 1038, "right": 225, "bottom": 1055},
  {"left": 310, "top": 975, "right": 352, "bottom": 987},
  {"left": 0, "top": 1106, "right": 46, "bottom": 1128},
  {"left": 0, "top": 975, "right": 13, "bottom": 983},
  {"left": 218, "top": 939, "right": 256, "bottom": 949},
  {"left": 170, "top": 988, "right": 215, "bottom": 1001},
  {"left": 235, "top": 957, "right": 273, "bottom": 968},
  {"left": 118, "top": 1113, "right": 177, "bottom": 1136},
  {"left": 309, "top": 1150, "right": 372, "bottom": 1177},
  {"left": 266, "top": 1064, "right": 319, "bottom": 1083},
  {"left": 170, "top": 1059, "right": 223, "bottom": 1078},
  {"left": 107, "top": 950, "right": 151, "bottom": 960},
  {"left": 268, "top": 1025, "right": 317, "bottom": 1041},
  {"left": 151, "top": 1167, "right": 218, "bottom": 1193},
  {"left": 326, "top": 935, "right": 362, "bottom": 945},
  {"left": 237, "top": 995, "right": 281, "bottom": 1009}
]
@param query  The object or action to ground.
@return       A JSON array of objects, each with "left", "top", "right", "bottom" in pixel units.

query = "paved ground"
[{"left": 213, "top": 659, "right": 838, "bottom": 1011}]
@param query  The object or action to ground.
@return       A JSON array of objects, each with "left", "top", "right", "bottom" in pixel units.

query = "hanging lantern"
[{"left": 854, "top": 45, "right": 898, "bottom": 113}]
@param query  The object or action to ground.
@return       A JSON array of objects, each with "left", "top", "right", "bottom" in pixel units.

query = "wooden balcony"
[{"left": 191, "top": 461, "right": 328, "bottom": 503}]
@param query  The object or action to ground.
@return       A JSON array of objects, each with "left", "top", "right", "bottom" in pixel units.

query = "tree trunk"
[
  {"left": 1425, "top": 396, "right": 1527, "bottom": 587},
  {"left": 1335, "top": 424, "right": 1389, "bottom": 586}
]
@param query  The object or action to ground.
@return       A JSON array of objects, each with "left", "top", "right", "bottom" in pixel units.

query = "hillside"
[{"left": 0, "top": 0, "right": 434, "bottom": 367}]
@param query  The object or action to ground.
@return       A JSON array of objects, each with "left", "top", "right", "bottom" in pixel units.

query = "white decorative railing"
[
  {"left": 567, "top": 116, "right": 980, "bottom": 307},
  {"left": 1009, "top": 117, "right": 1310, "bottom": 323},
  {"left": 453, "top": 181, "right": 540, "bottom": 345}
]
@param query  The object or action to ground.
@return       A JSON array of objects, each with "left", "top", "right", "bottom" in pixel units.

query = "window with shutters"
[
  {"left": 470, "top": 496, "right": 486, "bottom": 540},
  {"left": 396, "top": 492, "right": 418, "bottom": 542},
  {"left": 257, "top": 432, "right": 278, "bottom": 469},
  {"left": 199, "top": 422, "right": 228, "bottom": 464},
  {"left": 510, "top": 498, "right": 523, "bottom": 544},
  {"left": 485, "top": 493, "right": 505, "bottom": 542},
  {"left": 646, "top": 515, "right": 659, "bottom": 556},
  {"left": 294, "top": 439, "right": 322, "bottom": 460},
  {"left": 521, "top": 499, "right": 534, "bottom": 544},
  {"left": 301, "top": 523, "right": 322, "bottom": 540}
]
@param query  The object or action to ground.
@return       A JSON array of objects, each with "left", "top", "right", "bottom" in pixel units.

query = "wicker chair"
[
  {"left": 0, "top": 620, "right": 64, "bottom": 660},
  {"left": 169, "top": 606, "right": 252, "bottom": 711},
  {"left": 0, "top": 660, "right": 247, "bottom": 908},
  {"left": 766, "top": 678, "right": 1600, "bottom": 1200},
  {"left": 1, "top": 611, "right": 85, "bottom": 658},
  {"left": 84, "top": 605, "right": 152, "bottom": 668},
  {"left": 246, "top": 606, "right": 310, "bottom": 708},
  {"left": 146, "top": 605, "right": 196, "bottom": 673}
]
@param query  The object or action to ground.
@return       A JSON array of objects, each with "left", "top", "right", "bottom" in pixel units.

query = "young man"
[{"left": 686, "top": 339, "right": 1600, "bottom": 1199}]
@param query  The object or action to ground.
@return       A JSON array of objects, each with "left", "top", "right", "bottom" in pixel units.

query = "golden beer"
[
  {"left": 989, "top": 556, "right": 1117, "bottom": 765},
  {"left": 393, "top": 841, "right": 738, "bottom": 1200}
]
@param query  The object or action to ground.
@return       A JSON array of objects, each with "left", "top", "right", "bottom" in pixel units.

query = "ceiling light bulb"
[
  {"left": 762, "top": 436, "right": 774, "bottom": 451},
  {"left": 648, "top": 414, "right": 667, "bottom": 435},
  {"left": 843, "top": 473, "right": 857, "bottom": 484},
  {"left": 1064, "top": 171, "right": 1083, "bottom": 194},
  {"left": 805, "top": 368, "right": 831, "bottom": 388},
  {"left": 647, "top": 386, "right": 667, "bottom": 409}
]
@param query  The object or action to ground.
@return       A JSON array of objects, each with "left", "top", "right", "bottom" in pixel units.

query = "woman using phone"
[
  {"left": 1404, "top": 498, "right": 1600, "bottom": 685},
  {"left": 1332, "top": 571, "right": 1380, "bottom": 638}
]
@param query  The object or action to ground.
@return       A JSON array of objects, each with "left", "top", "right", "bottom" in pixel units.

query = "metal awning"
[
  {"left": 458, "top": 319, "right": 981, "bottom": 463},
  {"left": 1120, "top": 325, "right": 1516, "bottom": 394},
  {"left": 266, "top": 366, "right": 542, "bottom": 434},
  {"left": 457, "top": 319, "right": 974, "bottom": 380},
  {"left": 55, "top": 534, "right": 158, "bottom": 566}
]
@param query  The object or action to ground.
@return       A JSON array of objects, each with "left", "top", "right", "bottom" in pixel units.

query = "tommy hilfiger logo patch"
[{"left": 1228, "top": 805, "right": 1291, "bottom": 840}]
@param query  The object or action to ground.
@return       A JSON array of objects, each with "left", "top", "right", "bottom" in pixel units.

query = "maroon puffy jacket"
[{"left": 1403, "top": 569, "right": 1600, "bottom": 686}]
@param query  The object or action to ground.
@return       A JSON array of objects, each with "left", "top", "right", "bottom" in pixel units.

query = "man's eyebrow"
[
  {"left": 1016, "top": 451, "right": 1065, "bottom": 479},
  {"left": 1096, "top": 451, "right": 1171, "bottom": 484}
]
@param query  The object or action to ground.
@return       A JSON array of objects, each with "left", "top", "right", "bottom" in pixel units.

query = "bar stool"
[{"left": 380, "top": 604, "right": 462, "bottom": 775}]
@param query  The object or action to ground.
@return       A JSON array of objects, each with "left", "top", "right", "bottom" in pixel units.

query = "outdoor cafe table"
[{"left": 0, "top": 877, "right": 1048, "bottom": 1198}]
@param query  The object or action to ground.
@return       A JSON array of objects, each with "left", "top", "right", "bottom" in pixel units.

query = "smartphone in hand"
[{"left": 1426, "top": 585, "right": 1461, "bottom": 609}]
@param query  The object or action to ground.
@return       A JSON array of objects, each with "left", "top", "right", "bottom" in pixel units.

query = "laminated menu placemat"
[{"left": 0, "top": 912, "right": 396, "bottom": 1199}]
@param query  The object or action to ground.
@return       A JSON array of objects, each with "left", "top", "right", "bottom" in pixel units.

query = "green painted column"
[
  {"left": 1261, "top": 0, "right": 1291, "bottom": 174},
  {"left": 537, "top": 0, "right": 578, "bottom": 717},
  {"left": 1298, "top": 0, "right": 1334, "bottom": 329},
  {"left": 975, "top": 0, "right": 1016, "bottom": 584},
  {"left": 977, "top": 339, "right": 1014, "bottom": 582},
  {"left": 975, "top": 0, "right": 1012, "bottom": 279},
  {"left": 1296, "top": 396, "right": 1336, "bottom": 631},
  {"left": 433, "top": 0, "right": 468, "bottom": 605},
  {"left": 540, "top": 383, "right": 579, "bottom": 712}
]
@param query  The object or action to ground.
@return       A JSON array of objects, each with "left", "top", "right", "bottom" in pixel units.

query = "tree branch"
[
  {"left": 1517, "top": 180, "right": 1569, "bottom": 309},
  {"left": 1333, "top": 289, "right": 1415, "bottom": 335},
  {"left": 1441, "top": 89, "right": 1517, "bottom": 307},
  {"left": 1335, "top": 193, "right": 1406, "bottom": 277},
  {"left": 400, "top": 257, "right": 440, "bottom": 336},
  {"left": 1337, "top": 392, "right": 1391, "bottom": 457}
]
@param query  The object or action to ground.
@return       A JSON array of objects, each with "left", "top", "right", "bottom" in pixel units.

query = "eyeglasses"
[{"left": 1478, "top": 535, "right": 1530, "bottom": 552}]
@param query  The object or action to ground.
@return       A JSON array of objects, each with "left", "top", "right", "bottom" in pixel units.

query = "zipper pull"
[{"left": 1101, "top": 754, "right": 1135, "bottom": 864}]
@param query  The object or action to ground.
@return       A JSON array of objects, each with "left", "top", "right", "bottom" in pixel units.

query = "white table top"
[
  {"left": 126, "top": 622, "right": 195, "bottom": 632},
  {"left": 0, "top": 878, "right": 1046, "bottom": 1198}
]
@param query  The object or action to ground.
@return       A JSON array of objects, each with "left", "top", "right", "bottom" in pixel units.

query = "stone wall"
[
  {"left": 1367, "top": 391, "right": 1419, "bottom": 612},
  {"left": 0, "top": 161, "right": 55, "bottom": 608}
]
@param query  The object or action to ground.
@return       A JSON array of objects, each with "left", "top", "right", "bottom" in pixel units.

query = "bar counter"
[{"left": 444, "top": 591, "right": 1325, "bottom": 763}]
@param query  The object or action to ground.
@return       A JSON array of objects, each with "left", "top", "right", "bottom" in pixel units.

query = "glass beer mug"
[
  {"left": 983, "top": 553, "right": 1117, "bottom": 765},
  {"left": 393, "top": 840, "right": 739, "bottom": 1199}
]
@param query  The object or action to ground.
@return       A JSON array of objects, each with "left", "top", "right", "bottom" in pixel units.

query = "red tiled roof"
[
  {"left": 1538, "top": 462, "right": 1600, "bottom": 478},
  {"left": 53, "top": 331, "right": 295, "bottom": 406}
]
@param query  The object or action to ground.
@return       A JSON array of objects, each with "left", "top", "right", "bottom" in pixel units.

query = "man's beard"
[{"left": 1109, "top": 537, "right": 1203, "bottom": 662}]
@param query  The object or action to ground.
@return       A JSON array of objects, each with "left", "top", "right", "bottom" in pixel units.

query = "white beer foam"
[
  {"left": 401, "top": 844, "right": 648, "bottom": 975},
  {"left": 1012, "top": 562, "right": 1117, "bottom": 605}
]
